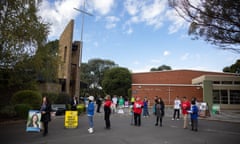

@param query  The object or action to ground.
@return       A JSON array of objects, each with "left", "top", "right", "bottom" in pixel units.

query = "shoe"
[
  {"left": 160, "top": 123, "right": 162, "bottom": 127},
  {"left": 172, "top": 118, "right": 174, "bottom": 120},
  {"left": 176, "top": 118, "right": 179, "bottom": 120},
  {"left": 155, "top": 123, "right": 158, "bottom": 126}
]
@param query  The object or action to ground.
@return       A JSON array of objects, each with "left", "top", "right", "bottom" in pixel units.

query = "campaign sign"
[
  {"left": 26, "top": 110, "right": 41, "bottom": 132},
  {"left": 64, "top": 111, "right": 78, "bottom": 128}
]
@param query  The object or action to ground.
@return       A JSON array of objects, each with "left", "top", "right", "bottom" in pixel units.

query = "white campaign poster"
[{"left": 26, "top": 110, "right": 41, "bottom": 132}]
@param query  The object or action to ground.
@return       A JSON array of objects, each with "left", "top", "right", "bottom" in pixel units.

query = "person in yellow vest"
[{"left": 130, "top": 96, "right": 135, "bottom": 105}]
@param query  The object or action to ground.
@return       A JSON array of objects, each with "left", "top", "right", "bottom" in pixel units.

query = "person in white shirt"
[
  {"left": 172, "top": 96, "right": 181, "bottom": 120},
  {"left": 111, "top": 95, "right": 118, "bottom": 114}
]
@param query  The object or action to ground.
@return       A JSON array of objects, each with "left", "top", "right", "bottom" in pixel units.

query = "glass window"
[
  {"left": 234, "top": 81, "right": 240, "bottom": 85},
  {"left": 220, "top": 90, "right": 228, "bottom": 104},
  {"left": 213, "top": 81, "right": 220, "bottom": 84},
  {"left": 213, "top": 90, "right": 220, "bottom": 104},
  {"left": 221, "top": 81, "right": 232, "bottom": 85},
  {"left": 230, "top": 90, "right": 240, "bottom": 104}
]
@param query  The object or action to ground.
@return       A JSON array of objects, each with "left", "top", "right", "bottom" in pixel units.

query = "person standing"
[
  {"left": 155, "top": 97, "right": 165, "bottom": 127},
  {"left": 172, "top": 96, "right": 181, "bottom": 120},
  {"left": 87, "top": 96, "right": 95, "bottom": 133},
  {"left": 104, "top": 95, "right": 112, "bottom": 129},
  {"left": 189, "top": 100, "right": 199, "bottom": 131},
  {"left": 181, "top": 96, "right": 191, "bottom": 129},
  {"left": 96, "top": 96, "right": 102, "bottom": 113},
  {"left": 143, "top": 97, "right": 149, "bottom": 117},
  {"left": 133, "top": 97, "right": 143, "bottom": 126},
  {"left": 71, "top": 96, "right": 78, "bottom": 110},
  {"left": 40, "top": 96, "right": 51, "bottom": 136},
  {"left": 112, "top": 95, "right": 118, "bottom": 114},
  {"left": 118, "top": 96, "right": 125, "bottom": 109}
]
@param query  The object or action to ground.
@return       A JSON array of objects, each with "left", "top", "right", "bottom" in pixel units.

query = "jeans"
[
  {"left": 173, "top": 109, "right": 180, "bottom": 119},
  {"left": 134, "top": 113, "right": 141, "bottom": 126},
  {"left": 88, "top": 116, "right": 94, "bottom": 128},
  {"left": 143, "top": 108, "right": 149, "bottom": 116}
]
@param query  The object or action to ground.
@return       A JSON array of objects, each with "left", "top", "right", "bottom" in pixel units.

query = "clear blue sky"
[{"left": 38, "top": 0, "right": 239, "bottom": 73}]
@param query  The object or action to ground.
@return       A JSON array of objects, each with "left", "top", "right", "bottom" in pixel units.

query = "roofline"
[
  {"left": 132, "top": 69, "right": 235, "bottom": 75},
  {"left": 132, "top": 83, "right": 202, "bottom": 87}
]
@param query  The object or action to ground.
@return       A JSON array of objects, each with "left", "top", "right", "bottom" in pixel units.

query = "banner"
[
  {"left": 26, "top": 110, "right": 41, "bottom": 132},
  {"left": 64, "top": 111, "right": 78, "bottom": 128}
]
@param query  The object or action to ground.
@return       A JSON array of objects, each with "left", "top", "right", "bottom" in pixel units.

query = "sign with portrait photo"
[{"left": 26, "top": 110, "right": 41, "bottom": 132}]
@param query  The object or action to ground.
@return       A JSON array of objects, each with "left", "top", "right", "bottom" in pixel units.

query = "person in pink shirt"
[{"left": 181, "top": 96, "right": 191, "bottom": 129}]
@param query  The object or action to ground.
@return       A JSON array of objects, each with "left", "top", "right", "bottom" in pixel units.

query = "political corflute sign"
[{"left": 26, "top": 110, "right": 41, "bottom": 132}]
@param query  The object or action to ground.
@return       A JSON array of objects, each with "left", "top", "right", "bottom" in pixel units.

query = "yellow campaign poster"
[{"left": 64, "top": 111, "right": 78, "bottom": 128}]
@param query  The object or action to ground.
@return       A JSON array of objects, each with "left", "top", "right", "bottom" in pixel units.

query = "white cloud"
[
  {"left": 38, "top": 0, "right": 82, "bottom": 38},
  {"left": 124, "top": 0, "right": 142, "bottom": 16},
  {"left": 38, "top": 0, "right": 115, "bottom": 39},
  {"left": 180, "top": 53, "right": 190, "bottom": 61},
  {"left": 105, "top": 16, "right": 120, "bottom": 29},
  {"left": 88, "top": 0, "right": 114, "bottom": 15},
  {"left": 123, "top": 0, "right": 167, "bottom": 33},
  {"left": 165, "top": 9, "right": 188, "bottom": 34},
  {"left": 163, "top": 50, "right": 170, "bottom": 56}
]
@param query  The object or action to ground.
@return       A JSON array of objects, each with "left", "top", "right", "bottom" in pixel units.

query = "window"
[
  {"left": 221, "top": 81, "right": 232, "bottom": 85},
  {"left": 220, "top": 90, "right": 228, "bottom": 104},
  {"left": 213, "top": 90, "right": 220, "bottom": 104},
  {"left": 213, "top": 81, "right": 220, "bottom": 84},
  {"left": 64, "top": 46, "right": 67, "bottom": 62},
  {"left": 230, "top": 90, "right": 240, "bottom": 104},
  {"left": 213, "top": 90, "right": 228, "bottom": 104},
  {"left": 234, "top": 81, "right": 240, "bottom": 85}
]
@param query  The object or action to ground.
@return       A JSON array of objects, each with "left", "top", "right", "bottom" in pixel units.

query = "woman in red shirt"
[
  {"left": 104, "top": 95, "right": 112, "bottom": 129},
  {"left": 133, "top": 97, "right": 143, "bottom": 126}
]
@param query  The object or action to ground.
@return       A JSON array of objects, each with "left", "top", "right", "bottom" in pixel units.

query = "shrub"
[
  {"left": 0, "top": 105, "right": 17, "bottom": 118},
  {"left": 11, "top": 90, "right": 42, "bottom": 109},
  {"left": 66, "top": 104, "right": 71, "bottom": 110},
  {"left": 42, "top": 92, "right": 58, "bottom": 104},
  {"left": 15, "top": 104, "right": 32, "bottom": 119},
  {"left": 56, "top": 93, "right": 70, "bottom": 104},
  {"left": 76, "top": 104, "right": 85, "bottom": 115}
]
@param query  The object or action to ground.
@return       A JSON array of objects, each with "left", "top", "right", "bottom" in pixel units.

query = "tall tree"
[
  {"left": 80, "top": 58, "right": 117, "bottom": 96},
  {"left": 168, "top": 0, "right": 240, "bottom": 53},
  {"left": 0, "top": 0, "right": 49, "bottom": 68},
  {"left": 223, "top": 59, "right": 240, "bottom": 74},
  {"left": 33, "top": 40, "right": 59, "bottom": 82},
  {"left": 102, "top": 67, "right": 131, "bottom": 97},
  {"left": 150, "top": 65, "right": 172, "bottom": 71}
]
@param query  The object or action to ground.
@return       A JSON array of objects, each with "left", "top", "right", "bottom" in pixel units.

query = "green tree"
[
  {"left": 102, "top": 67, "right": 131, "bottom": 97},
  {"left": 150, "top": 65, "right": 172, "bottom": 71},
  {"left": 33, "top": 40, "right": 59, "bottom": 82},
  {"left": 168, "top": 0, "right": 240, "bottom": 53},
  {"left": 223, "top": 59, "right": 240, "bottom": 74},
  {"left": 80, "top": 58, "right": 117, "bottom": 96},
  {"left": 0, "top": 0, "right": 49, "bottom": 68}
]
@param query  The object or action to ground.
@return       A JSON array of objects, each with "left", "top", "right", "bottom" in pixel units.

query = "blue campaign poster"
[{"left": 26, "top": 110, "right": 41, "bottom": 132}]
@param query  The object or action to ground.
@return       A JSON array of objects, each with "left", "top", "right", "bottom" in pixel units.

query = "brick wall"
[{"left": 132, "top": 70, "right": 232, "bottom": 106}]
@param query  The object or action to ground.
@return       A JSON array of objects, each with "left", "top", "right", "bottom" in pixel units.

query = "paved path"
[{"left": 1, "top": 107, "right": 240, "bottom": 144}]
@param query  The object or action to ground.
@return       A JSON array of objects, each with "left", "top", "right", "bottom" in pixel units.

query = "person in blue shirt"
[
  {"left": 190, "top": 100, "right": 198, "bottom": 131},
  {"left": 87, "top": 96, "right": 95, "bottom": 133}
]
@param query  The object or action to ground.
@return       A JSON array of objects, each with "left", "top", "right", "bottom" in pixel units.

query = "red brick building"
[{"left": 132, "top": 70, "right": 240, "bottom": 110}]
